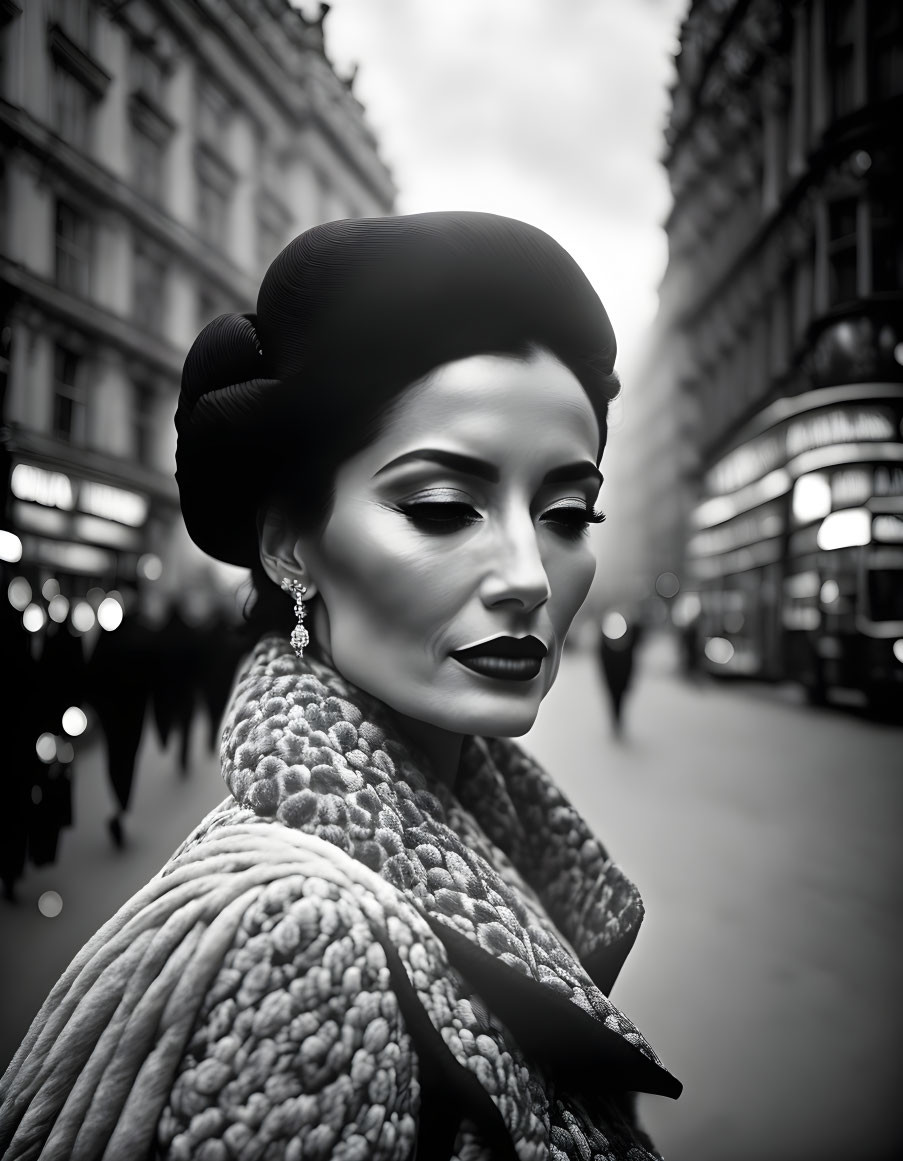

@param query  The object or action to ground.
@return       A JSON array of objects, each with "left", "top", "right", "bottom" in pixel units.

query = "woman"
[{"left": 0, "top": 212, "right": 680, "bottom": 1160}]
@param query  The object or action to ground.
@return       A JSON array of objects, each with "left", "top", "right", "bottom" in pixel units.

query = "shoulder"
[{"left": 157, "top": 808, "right": 432, "bottom": 1158}]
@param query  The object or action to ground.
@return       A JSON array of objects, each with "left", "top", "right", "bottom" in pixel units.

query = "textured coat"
[{"left": 0, "top": 636, "right": 680, "bottom": 1160}]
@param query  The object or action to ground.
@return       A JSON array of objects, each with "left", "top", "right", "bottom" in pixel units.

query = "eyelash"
[{"left": 398, "top": 501, "right": 606, "bottom": 539}]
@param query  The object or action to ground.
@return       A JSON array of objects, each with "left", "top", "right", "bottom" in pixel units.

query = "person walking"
[{"left": 598, "top": 609, "right": 645, "bottom": 737}]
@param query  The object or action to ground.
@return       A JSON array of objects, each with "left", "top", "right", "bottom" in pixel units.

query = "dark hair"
[{"left": 175, "top": 212, "right": 620, "bottom": 634}]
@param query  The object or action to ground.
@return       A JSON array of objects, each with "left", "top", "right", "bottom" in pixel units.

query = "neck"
[{"left": 390, "top": 711, "right": 464, "bottom": 791}]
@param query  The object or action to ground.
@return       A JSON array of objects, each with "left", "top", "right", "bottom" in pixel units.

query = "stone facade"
[{"left": 0, "top": 0, "right": 395, "bottom": 612}]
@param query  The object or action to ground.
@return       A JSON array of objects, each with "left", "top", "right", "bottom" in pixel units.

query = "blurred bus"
[{"left": 686, "top": 383, "right": 903, "bottom": 713}]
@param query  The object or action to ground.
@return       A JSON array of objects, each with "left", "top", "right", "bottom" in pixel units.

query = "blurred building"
[
  {"left": 618, "top": 0, "right": 902, "bottom": 708},
  {"left": 0, "top": 0, "right": 395, "bottom": 627}
]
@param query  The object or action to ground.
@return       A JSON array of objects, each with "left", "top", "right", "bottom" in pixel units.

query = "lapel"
[{"left": 223, "top": 635, "right": 680, "bottom": 1099}]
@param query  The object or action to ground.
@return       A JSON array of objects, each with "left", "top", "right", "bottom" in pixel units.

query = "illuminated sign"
[
  {"left": 873, "top": 515, "right": 903, "bottom": 543},
  {"left": 79, "top": 482, "right": 147, "bottom": 527},
  {"left": 11, "top": 464, "right": 75, "bottom": 510},
  {"left": 703, "top": 399, "right": 902, "bottom": 499},
  {"left": 11, "top": 462, "right": 148, "bottom": 527},
  {"left": 785, "top": 408, "right": 896, "bottom": 457}
]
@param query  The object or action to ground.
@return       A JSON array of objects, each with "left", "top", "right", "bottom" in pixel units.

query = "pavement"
[{"left": 2, "top": 634, "right": 902, "bottom": 1160}]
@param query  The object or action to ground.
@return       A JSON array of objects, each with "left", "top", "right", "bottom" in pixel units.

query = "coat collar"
[{"left": 222, "top": 635, "right": 680, "bottom": 1098}]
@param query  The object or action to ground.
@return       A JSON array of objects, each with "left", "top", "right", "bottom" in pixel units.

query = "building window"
[
  {"left": 51, "top": 0, "right": 95, "bottom": 49},
  {"left": 827, "top": 198, "right": 859, "bottom": 305},
  {"left": 196, "top": 75, "right": 231, "bottom": 149},
  {"left": 52, "top": 345, "right": 87, "bottom": 443},
  {"left": 133, "top": 242, "right": 166, "bottom": 333},
  {"left": 50, "top": 64, "right": 94, "bottom": 150},
  {"left": 826, "top": 0, "right": 859, "bottom": 118},
  {"left": 132, "top": 381, "right": 155, "bottom": 466},
  {"left": 130, "top": 124, "right": 165, "bottom": 203},
  {"left": 870, "top": 191, "right": 902, "bottom": 293},
  {"left": 256, "top": 190, "right": 290, "bottom": 269},
  {"left": 195, "top": 148, "right": 234, "bottom": 250},
  {"left": 869, "top": 0, "right": 903, "bottom": 101},
  {"left": 47, "top": 9, "right": 110, "bottom": 150},
  {"left": 55, "top": 201, "right": 92, "bottom": 297}
]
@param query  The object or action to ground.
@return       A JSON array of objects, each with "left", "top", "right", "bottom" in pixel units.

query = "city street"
[{"left": 1, "top": 635, "right": 901, "bottom": 1161}]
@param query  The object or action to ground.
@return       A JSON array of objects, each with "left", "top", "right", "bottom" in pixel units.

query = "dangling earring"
[{"left": 281, "top": 578, "right": 309, "bottom": 658}]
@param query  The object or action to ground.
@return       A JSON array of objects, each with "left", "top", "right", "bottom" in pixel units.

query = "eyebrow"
[{"left": 373, "top": 448, "right": 603, "bottom": 488}]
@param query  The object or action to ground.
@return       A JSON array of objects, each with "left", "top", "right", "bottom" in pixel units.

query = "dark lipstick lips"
[{"left": 451, "top": 636, "right": 548, "bottom": 682}]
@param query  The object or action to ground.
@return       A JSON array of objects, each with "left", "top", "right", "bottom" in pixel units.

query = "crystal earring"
[{"left": 281, "top": 578, "right": 309, "bottom": 658}]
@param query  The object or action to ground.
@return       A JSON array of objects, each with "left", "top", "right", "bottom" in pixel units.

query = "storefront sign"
[
  {"left": 10, "top": 462, "right": 148, "bottom": 527},
  {"left": 704, "top": 398, "right": 902, "bottom": 499}
]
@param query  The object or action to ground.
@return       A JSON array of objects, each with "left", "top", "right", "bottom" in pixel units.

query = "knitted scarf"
[{"left": 0, "top": 635, "right": 679, "bottom": 1160}]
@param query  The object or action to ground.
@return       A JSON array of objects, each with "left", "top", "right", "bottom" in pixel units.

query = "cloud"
[{"left": 301, "top": 0, "right": 688, "bottom": 370}]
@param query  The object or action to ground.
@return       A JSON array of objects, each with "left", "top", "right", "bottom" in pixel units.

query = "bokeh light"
[
  {"left": 22, "top": 603, "right": 46, "bottom": 633},
  {"left": 138, "top": 552, "right": 163, "bottom": 581},
  {"left": 38, "top": 891, "right": 63, "bottom": 918},
  {"left": 48, "top": 594, "right": 70, "bottom": 623},
  {"left": 62, "top": 706, "right": 87, "bottom": 737},
  {"left": 35, "top": 733, "right": 57, "bottom": 763},
  {"left": 655, "top": 571, "right": 680, "bottom": 599},
  {"left": 704, "top": 636, "right": 735, "bottom": 665},
  {"left": 71, "top": 600, "right": 97, "bottom": 632},
  {"left": 8, "top": 576, "right": 32, "bottom": 610},
  {"left": 97, "top": 595, "right": 123, "bottom": 631},
  {"left": 0, "top": 529, "right": 23, "bottom": 563},
  {"left": 41, "top": 578, "right": 60, "bottom": 600},
  {"left": 602, "top": 611, "right": 628, "bottom": 640},
  {"left": 893, "top": 640, "right": 903, "bottom": 665},
  {"left": 817, "top": 508, "right": 871, "bottom": 551}
]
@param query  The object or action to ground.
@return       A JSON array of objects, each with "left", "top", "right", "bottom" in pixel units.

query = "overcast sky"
[{"left": 300, "top": 0, "right": 689, "bottom": 379}]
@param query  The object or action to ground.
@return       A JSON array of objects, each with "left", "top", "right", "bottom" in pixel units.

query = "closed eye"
[
  {"left": 398, "top": 500, "right": 482, "bottom": 534},
  {"left": 541, "top": 503, "right": 606, "bottom": 540}
]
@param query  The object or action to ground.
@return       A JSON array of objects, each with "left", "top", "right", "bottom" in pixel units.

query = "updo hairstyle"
[{"left": 176, "top": 211, "right": 619, "bottom": 634}]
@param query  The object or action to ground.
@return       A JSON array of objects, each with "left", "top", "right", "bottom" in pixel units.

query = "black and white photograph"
[{"left": 1, "top": 2, "right": 901, "bottom": 1159}]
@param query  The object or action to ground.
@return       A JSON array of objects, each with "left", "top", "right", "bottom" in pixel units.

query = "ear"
[{"left": 257, "top": 505, "right": 319, "bottom": 599}]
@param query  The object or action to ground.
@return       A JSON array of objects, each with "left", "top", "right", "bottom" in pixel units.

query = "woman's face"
[{"left": 290, "top": 349, "right": 602, "bottom": 739}]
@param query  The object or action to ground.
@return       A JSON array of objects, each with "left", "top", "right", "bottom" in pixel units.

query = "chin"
[{"left": 436, "top": 700, "right": 541, "bottom": 739}]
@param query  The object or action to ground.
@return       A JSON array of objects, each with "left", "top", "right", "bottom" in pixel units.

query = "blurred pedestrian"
[
  {"left": 196, "top": 609, "right": 248, "bottom": 753},
  {"left": 598, "top": 609, "right": 644, "bottom": 737},
  {"left": 0, "top": 592, "right": 40, "bottom": 899},
  {"left": 85, "top": 588, "right": 155, "bottom": 848},
  {"left": 149, "top": 599, "right": 201, "bottom": 775}
]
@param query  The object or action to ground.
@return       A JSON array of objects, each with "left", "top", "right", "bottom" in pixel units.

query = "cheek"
[
  {"left": 547, "top": 543, "right": 597, "bottom": 628},
  {"left": 315, "top": 508, "right": 464, "bottom": 644}
]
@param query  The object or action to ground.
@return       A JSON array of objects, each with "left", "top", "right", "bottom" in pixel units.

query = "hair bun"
[{"left": 176, "top": 313, "right": 283, "bottom": 565}]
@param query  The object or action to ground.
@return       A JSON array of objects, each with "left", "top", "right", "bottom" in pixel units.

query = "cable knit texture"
[{"left": 0, "top": 635, "right": 679, "bottom": 1161}]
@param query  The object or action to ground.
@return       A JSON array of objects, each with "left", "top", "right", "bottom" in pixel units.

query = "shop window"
[
  {"left": 826, "top": 0, "right": 858, "bottom": 118},
  {"left": 827, "top": 197, "right": 859, "bottom": 305},
  {"left": 52, "top": 345, "right": 86, "bottom": 443},
  {"left": 55, "top": 200, "right": 92, "bottom": 297},
  {"left": 133, "top": 242, "right": 166, "bottom": 333},
  {"left": 869, "top": 0, "right": 903, "bottom": 101}
]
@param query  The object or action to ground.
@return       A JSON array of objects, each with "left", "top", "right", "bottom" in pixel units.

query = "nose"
[{"left": 480, "top": 515, "right": 550, "bottom": 613}]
